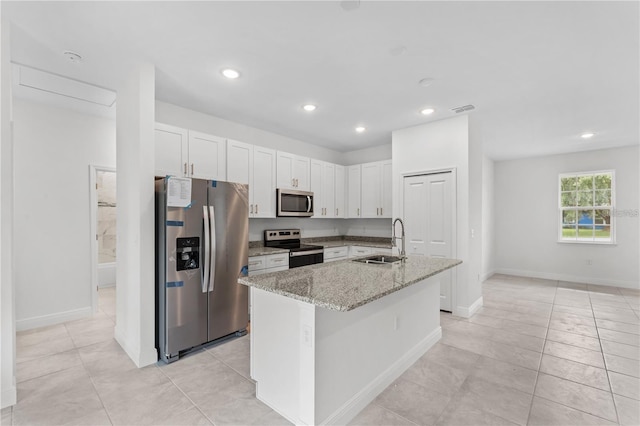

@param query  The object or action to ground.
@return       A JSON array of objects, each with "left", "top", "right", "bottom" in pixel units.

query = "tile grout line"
[
  {"left": 590, "top": 289, "right": 622, "bottom": 425},
  {"left": 155, "top": 366, "right": 216, "bottom": 426},
  {"left": 74, "top": 344, "right": 115, "bottom": 426},
  {"left": 524, "top": 279, "right": 557, "bottom": 426}
]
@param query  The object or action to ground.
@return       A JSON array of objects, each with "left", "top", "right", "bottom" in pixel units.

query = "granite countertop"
[
  {"left": 238, "top": 255, "right": 462, "bottom": 312},
  {"left": 248, "top": 246, "right": 289, "bottom": 257}
]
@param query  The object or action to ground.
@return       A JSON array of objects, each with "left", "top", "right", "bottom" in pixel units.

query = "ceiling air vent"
[{"left": 451, "top": 104, "right": 475, "bottom": 114}]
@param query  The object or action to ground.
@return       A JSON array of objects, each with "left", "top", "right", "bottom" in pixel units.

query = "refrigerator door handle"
[
  {"left": 208, "top": 205, "right": 216, "bottom": 292},
  {"left": 202, "top": 205, "right": 211, "bottom": 293}
]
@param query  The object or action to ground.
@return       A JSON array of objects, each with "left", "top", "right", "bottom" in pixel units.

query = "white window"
[{"left": 558, "top": 170, "right": 615, "bottom": 244}]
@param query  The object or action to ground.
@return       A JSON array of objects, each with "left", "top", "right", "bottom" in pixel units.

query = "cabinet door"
[
  {"left": 334, "top": 165, "right": 345, "bottom": 218},
  {"left": 276, "top": 151, "right": 295, "bottom": 189},
  {"left": 381, "top": 160, "right": 393, "bottom": 218},
  {"left": 293, "top": 155, "right": 310, "bottom": 191},
  {"left": 154, "top": 124, "right": 187, "bottom": 177},
  {"left": 188, "top": 131, "right": 226, "bottom": 180},
  {"left": 252, "top": 146, "right": 277, "bottom": 218},
  {"left": 226, "top": 139, "right": 252, "bottom": 185},
  {"left": 361, "top": 162, "right": 382, "bottom": 218},
  {"left": 322, "top": 162, "right": 335, "bottom": 218},
  {"left": 347, "top": 165, "right": 361, "bottom": 218},
  {"left": 309, "top": 160, "right": 323, "bottom": 219}
]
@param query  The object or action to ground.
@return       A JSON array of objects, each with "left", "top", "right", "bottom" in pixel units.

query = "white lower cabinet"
[
  {"left": 248, "top": 253, "right": 289, "bottom": 276},
  {"left": 323, "top": 246, "right": 349, "bottom": 262}
]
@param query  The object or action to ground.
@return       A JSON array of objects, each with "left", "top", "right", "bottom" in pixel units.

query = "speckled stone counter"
[
  {"left": 239, "top": 255, "right": 461, "bottom": 311},
  {"left": 247, "top": 246, "right": 289, "bottom": 257}
]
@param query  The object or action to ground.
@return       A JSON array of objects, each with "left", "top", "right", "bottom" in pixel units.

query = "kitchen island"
[{"left": 238, "top": 255, "right": 461, "bottom": 425}]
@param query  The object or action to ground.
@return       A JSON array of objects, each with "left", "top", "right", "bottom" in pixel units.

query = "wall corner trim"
[{"left": 454, "top": 296, "right": 484, "bottom": 319}]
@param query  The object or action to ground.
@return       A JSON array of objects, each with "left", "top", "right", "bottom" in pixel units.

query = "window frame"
[{"left": 557, "top": 170, "right": 616, "bottom": 245}]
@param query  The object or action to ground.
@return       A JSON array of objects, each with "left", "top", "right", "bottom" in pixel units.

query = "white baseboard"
[
  {"left": 1, "top": 385, "right": 17, "bottom": 409},
  {"left": 495, "top": 268, "right": 639, "bottom": 290},
  {"left": 480, "top": 270, "right": 495, "bottom": 282},
  {"left": 114, "top": 326, "right": 157, "bottom": 368},
  {"left": 322, "top": 327, "right": 442, "bottom": 426},
  {"left": 455, "top": 296, "right": 484, "bottom": 319},
  {"left": 97, "top": 262, "right": 116, "bottom": 288},
  {"left": 16, "top": 306, "right": 92, "bottom": 331}
]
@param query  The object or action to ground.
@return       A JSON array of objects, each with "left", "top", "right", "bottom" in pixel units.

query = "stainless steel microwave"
[{"left": 277, "top": 188, "right": 314, "bottom": 217}]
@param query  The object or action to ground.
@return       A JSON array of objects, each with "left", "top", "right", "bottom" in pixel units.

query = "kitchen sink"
[{"left": 352, "top": 255, "right": 404, "bottom": 265}]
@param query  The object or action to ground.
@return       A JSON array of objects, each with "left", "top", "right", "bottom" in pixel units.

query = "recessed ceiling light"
[
  {"left": 355, "top": 126, "right": 366, "bottom": 133},
  {"left": 340, "top": 0, "right": 360, "bottom": 11},
  {"left": 63, "top": 51, "right": 82, "bottom": 63},
  {"left": 420, "top": 108, "right": 435, "bottom": 115},
  {"left": 581, "top": 132, "right": 595, "bottom": 139},
  {"left": 302, "top": 104, "right": 317, "bottom": 112},
  {"left": 418, "top": 78, "right": 435, "bottom": 87},
  {"left": 221, "top": 68, "right": 240, "bottom": 79}
]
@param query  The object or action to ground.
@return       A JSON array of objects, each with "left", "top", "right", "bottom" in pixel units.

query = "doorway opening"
[{"left": 90, "top": 165, "right": 116, "bottom": 317}]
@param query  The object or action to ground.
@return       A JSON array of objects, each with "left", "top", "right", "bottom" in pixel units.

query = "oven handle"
[{"left": 290, "top": 249, "right": 324, "bottom": 257}]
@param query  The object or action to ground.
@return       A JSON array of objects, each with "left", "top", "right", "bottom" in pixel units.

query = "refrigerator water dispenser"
[{"left": 176, "top": 237, "right": 200, "bottom": 271}]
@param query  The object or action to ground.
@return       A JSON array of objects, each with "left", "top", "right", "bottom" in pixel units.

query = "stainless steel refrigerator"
[{"left": 155, "top": 178, "right": 249, "bottom": 363}]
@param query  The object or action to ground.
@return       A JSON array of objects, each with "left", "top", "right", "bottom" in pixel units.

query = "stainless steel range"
[{"left": 264, "top": 229, "right": 324, "bottom": 268}]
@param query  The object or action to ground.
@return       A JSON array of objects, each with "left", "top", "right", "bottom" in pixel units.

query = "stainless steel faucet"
[{"left": 392, "top": 218, "right": 406, "bottom": 261}]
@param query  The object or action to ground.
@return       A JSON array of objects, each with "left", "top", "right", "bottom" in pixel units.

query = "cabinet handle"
[
  {"left": 292, "top": 178, "right": 295, "bottom": 187},
  {"left": 250, "top": 204, "right": 254, "bottom": 214},
  {"left": 336, "top": 208, "right": 338, "bottom": 216},
  {"left": 249, "top": 261, "right": 261, "bottom": 266},
  {"left": 256, "top": 204, "right": 259, "bottom": 214},
  {"left": 272, "top": 258, "right": 284, "bottom": 263},
  {"left": 191, "top": 163, "right": 194, "bottom": 175},
  {"left": 184, "top": 163, "right": 188, "bottom": 175},
  {"left": 380, "top": 207, "right": 383, "bottom": 216},
  {"left": 357, "top": 208, "right": 360, "bottom": 216}
]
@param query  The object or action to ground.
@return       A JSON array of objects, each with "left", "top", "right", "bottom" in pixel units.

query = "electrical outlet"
[{"left": 586, "top": 259, "right": 593, "bottom": 266}]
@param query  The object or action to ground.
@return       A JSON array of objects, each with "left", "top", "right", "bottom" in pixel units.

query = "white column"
[
  {"left": 114, "top": 63, "right": 157, "bottom": 367},
  {"left": 0, "top": 16, "right": 17, "bottom": 408}
]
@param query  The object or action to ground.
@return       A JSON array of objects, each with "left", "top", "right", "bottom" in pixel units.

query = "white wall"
[
  {"left": 341, "top": 144, "right": 392, "bottom": 165},
  {"left": 494, "top": 145, "right": 639, "bottom": 288},
  {"left": 392, "top": 115, "right": 483, "bottom": 316},
  {"left": 114, "top": 63, "right": 157, "bottom": 367},
  {"left": 12, "top": 99, "right": 115, "bottom": 329},
  {"left": 156, "top": 101, "right": 344, "bottom": 164},
  {"left": 481, "top": 156, "right": 495, "bottom": 280},
  {"left": 249, "top": 218, "right": 391, "bottom": 241},
  {"left": 1, "top": 16, "right": 17, "bottom": 409}
]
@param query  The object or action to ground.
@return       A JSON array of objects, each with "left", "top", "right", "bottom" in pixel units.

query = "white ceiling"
[{"left": 4, "top": 1, "right": 639, "bottom": 160}]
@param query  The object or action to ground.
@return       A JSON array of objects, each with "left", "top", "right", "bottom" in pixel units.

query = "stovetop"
[{"left": 264, "top": 229, "right": 323, "bottom": 252}]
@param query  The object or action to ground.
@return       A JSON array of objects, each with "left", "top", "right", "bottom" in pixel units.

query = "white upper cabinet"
[
  {"left": 227, "top": 139, "right": 276, "bottom": 218},
  {"left": 311, "top": 160, "right": 341, "bottom": 218},
  {"left": 154, "top": 124, "right": 188, "bottom": 177},
  {"left": 360, "top": 160, "right": 391, "bottom": 218},
  {"left": 252, "top": 146, "right": 277, "bottom": 218},
  {"left": 347, "top": 165, "right": 361, "bottom": 218},
  {"left": 188, "top": 131, "right": 226, "bottom": 181},
  {"left": 277, "top": 151, "right": 310, "bottom": 191},
  {"left": 335, "top": 165, "right": 345, "bottom": 218},
  {"left": 154, "top": 124, "right": 225, "bottom": 181}
]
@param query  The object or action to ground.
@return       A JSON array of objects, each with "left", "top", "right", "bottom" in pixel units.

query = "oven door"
[
  {"left": 277, "top": 189, "right": 314, "bottom": 217},
  {"left": 289, "top": 249, "right": 324, "bottom": 268}
]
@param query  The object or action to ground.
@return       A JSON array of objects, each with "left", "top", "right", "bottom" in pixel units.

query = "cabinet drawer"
[
  {"left": 248, "top": 256, "right": 266, "bottom": 273},
  {"left": 324, "top": 246, "right": 349, "bottom": 260},
  {"left": 266, "top": 253, "right": 289, "bottom": 269},
  {"left": 349, "top": 246, "right": 373, "bottom": 258}
]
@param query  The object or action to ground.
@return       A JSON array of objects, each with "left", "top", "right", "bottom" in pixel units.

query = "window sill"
[{"left": 557, "top": 239, "right": 617, "bottom": 246}]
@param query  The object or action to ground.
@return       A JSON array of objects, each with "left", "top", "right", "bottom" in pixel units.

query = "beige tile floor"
[{"left": 2, "top": 275, "right": 640, "bottom": 425}]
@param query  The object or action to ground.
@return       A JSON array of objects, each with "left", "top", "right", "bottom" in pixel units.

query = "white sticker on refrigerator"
[{"left": 167, "top": 177, "right": 192, "bottom": 207}]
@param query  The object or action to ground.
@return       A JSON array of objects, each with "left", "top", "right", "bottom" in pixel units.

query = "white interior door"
[{"left": 403, "top": 171, "right": 454, "bottom": 312}]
